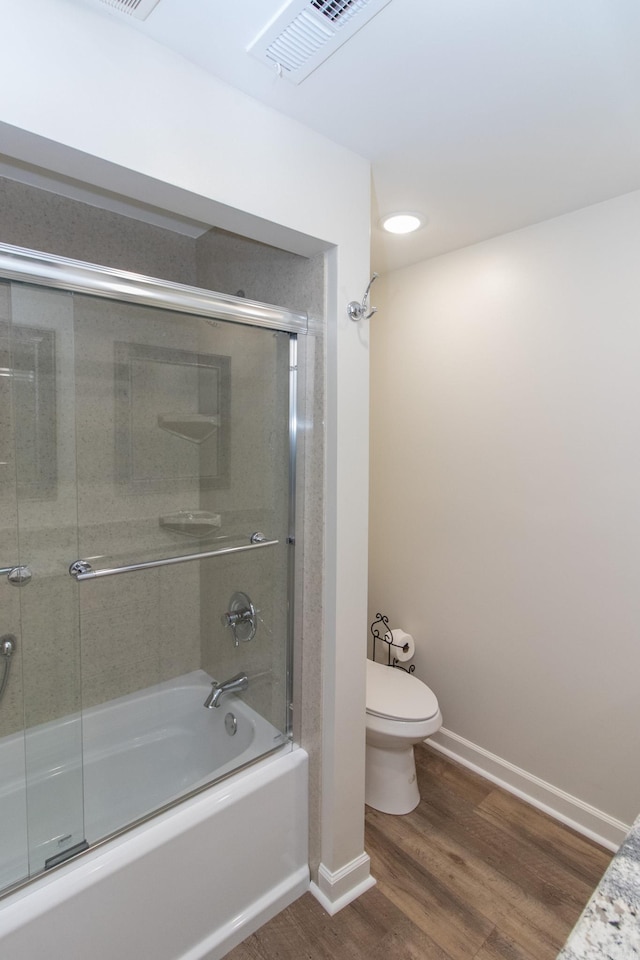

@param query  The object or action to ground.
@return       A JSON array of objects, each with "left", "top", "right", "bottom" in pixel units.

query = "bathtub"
[{"left": 0, "top": 670, "right": 309, "bottom": 959}]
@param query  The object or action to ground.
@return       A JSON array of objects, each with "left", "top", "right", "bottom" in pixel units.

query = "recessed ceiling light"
[{"left": 379, "top": 213, "right": 424, "bottom": 235}]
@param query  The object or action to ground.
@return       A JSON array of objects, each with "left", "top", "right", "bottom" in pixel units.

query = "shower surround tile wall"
[
  {"left": 196, "top": 228, "right": 323, "bottom": 316},
  {"left": 0, "top": 177, "right": 326, "bottom": 876},
  {"left": 0, "top": 177, "right": 197, "bottom": 284},
  {"left": 72, "top": 296, "right": 206, "bottom": 711},
  {"left": 196, "top": 230, "right": 326, "bottom": 872},
  {"left": 195, "top": 323, "right": 291, "bottom": 730}
]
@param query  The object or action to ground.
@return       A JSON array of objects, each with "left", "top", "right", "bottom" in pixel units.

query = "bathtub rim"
[
  {"left": 0, "top": 667, "right": 293, "bottom": 900},
  {"left": 0, "top": 669, "right": 280, "bottom": 795},
  {"left": 0, "top": 733, "right": 293, "bottom": 905},
  {"left": 0, "top": 742, "right": 305, "bottom": 924}
]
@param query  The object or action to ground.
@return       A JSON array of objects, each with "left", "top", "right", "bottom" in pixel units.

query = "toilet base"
[{"left": 365, "top": 741, "right": 420, "bottom": 815}]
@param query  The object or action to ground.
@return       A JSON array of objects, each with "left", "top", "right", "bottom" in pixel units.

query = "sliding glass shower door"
[
  {"left": 70, "top": 293, "right": 294, "bottom": 840},
  {"left": 0, "top": 280, "right": 85, "bottom": 888},
  {"left": 0, "top": 246, "right": 302, "bottom": 896}
]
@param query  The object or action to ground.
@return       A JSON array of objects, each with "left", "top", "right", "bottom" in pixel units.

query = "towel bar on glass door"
[
  {"left": 68, "top": 535, "right": 278, "bottom": 582},
  {"left": 1, "top": 565, "right": 32, "bottom": 586}
]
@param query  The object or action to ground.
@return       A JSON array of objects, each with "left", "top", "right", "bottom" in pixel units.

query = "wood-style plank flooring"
[{"left": 227, "top": 744, "right": 611, "bottom": 960}]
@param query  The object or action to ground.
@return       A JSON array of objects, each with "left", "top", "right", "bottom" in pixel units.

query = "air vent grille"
[
  {"left": 311, "top": 0, "right": 360, "bottom": 24},
  {"left": 265, "top": 12, "right": 332, "bottom": 73},
  {"left": 95, "top": 0, "right": 161, "bottom": 20},
  {"left": 248, "top": 0, "right": 393, "bottom": 84}
]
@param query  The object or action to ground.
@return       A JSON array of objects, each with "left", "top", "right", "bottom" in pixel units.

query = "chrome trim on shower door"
[
  {"left": 286, "top": 336, "right": 298, "bottom": 737},
  {"left": 0, "top": 243, "right": 308, "bottom": 335}
]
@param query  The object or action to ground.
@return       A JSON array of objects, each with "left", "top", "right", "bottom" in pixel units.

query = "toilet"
[{"left": 365, "top": 658, "right": 442, "bottom": 815}]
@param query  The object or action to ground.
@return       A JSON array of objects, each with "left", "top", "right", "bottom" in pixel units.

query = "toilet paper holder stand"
[{"left": 370, "top": 612, "right": 415, "bottom": 673}]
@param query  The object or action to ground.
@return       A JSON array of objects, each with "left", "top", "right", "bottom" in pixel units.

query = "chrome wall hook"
[{"left": 347, "top": 273, "right": 378, "bottom": 321}]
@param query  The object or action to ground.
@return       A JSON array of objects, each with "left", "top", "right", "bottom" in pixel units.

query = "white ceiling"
[{"left": 86, "top": 0, "right": 640, "bottom": 273}]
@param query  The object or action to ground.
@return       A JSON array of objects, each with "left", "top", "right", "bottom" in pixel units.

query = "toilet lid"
[{"left": 366, "top": 658, "right": 439, "bottom": 722}]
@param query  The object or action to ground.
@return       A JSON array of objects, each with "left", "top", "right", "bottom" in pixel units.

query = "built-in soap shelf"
[
  {"left": 157, "top": 413, "right": 220, "bottom": 444},
  {"left": 159, "top": 511, "right": 222, "bottom": 538}
]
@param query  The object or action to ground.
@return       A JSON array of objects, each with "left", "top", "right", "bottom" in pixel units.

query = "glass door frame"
[
  {"left": 0, "top": 240, "right": 308, "bottom": 893},
  {"left": 0, "top": 243, "right": 308, "bottom": 335}
]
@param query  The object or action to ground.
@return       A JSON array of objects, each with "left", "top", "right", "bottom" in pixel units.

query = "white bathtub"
[{"left": 0, "top": 671, "right": 309, "bottom": 959}]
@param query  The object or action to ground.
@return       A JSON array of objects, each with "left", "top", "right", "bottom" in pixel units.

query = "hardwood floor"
[{"left": 226, "top": 744, "right": 611, "bottom": 960}]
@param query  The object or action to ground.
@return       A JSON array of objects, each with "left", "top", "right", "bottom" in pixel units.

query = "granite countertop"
[{"left": 559, "top": 814, "right": 640, "bottom": 960}]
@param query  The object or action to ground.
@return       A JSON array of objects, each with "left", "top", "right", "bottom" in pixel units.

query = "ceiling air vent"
[
  {"left": 248, "top": 0, "right": 394, "bottom": 84},
  {"left": 94, "top": 0, "right": 161, "bottom": 20}
]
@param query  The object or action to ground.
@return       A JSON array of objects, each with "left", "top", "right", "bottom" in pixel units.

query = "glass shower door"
[
  {"left": 0, "top": 280, "right": 28, "bottom": 891},
  {"left": 71, "top": 293, "right": 294, "bottom": 843},
  {"left": 0, "top": 249, "right": 299, "bottom": 893},
  {"left": 0, "top": 280, "right": 86, "bottom": 892}
]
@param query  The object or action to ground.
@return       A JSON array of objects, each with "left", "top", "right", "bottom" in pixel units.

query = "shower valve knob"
[
  {"left": 222, "top": 610, "right": 245, "bottom": 628},
  {"left": 221, "top": 591, "right": 258, "bottom": 645}
]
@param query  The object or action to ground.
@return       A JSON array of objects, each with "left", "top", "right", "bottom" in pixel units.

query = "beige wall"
[{"left": 370, "top": 189, "right": 640, "bottom": 827}]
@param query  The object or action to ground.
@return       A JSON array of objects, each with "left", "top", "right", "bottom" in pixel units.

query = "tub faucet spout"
[{"left": 204, "top": 672, "right": 248, "bottom": 709}]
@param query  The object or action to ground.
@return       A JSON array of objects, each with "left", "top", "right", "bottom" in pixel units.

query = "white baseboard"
[
  {"left": 309, "top": 852, "right": 376, "bottom": 915},
  {"left": 427, "top": 728, "right": 629, "bottom": 852}
]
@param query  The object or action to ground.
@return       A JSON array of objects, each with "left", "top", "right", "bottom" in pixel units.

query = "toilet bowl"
[{"left": 365, "top": 658, "right": 442, "bottom": 815}]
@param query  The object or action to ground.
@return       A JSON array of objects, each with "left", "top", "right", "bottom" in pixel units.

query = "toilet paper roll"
[{"left": 385, "top": 628, "right": 415, "bottom": 662}]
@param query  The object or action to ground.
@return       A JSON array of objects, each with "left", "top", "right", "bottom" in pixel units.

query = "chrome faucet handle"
[
  {"left": 222, "top": 609, "right": 250, "bottom": 628},
  {"left": 220, "top": 591, "right": 257, "bottom": 646}
]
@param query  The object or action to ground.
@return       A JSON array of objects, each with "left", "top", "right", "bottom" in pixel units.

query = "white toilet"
[{"left": 365, "top": 658, "right": 442, "bottom": 815}]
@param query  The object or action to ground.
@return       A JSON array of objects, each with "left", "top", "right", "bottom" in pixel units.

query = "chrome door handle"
[{"left": 0, "top": 633, "right": 16, "bottom": 704}]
